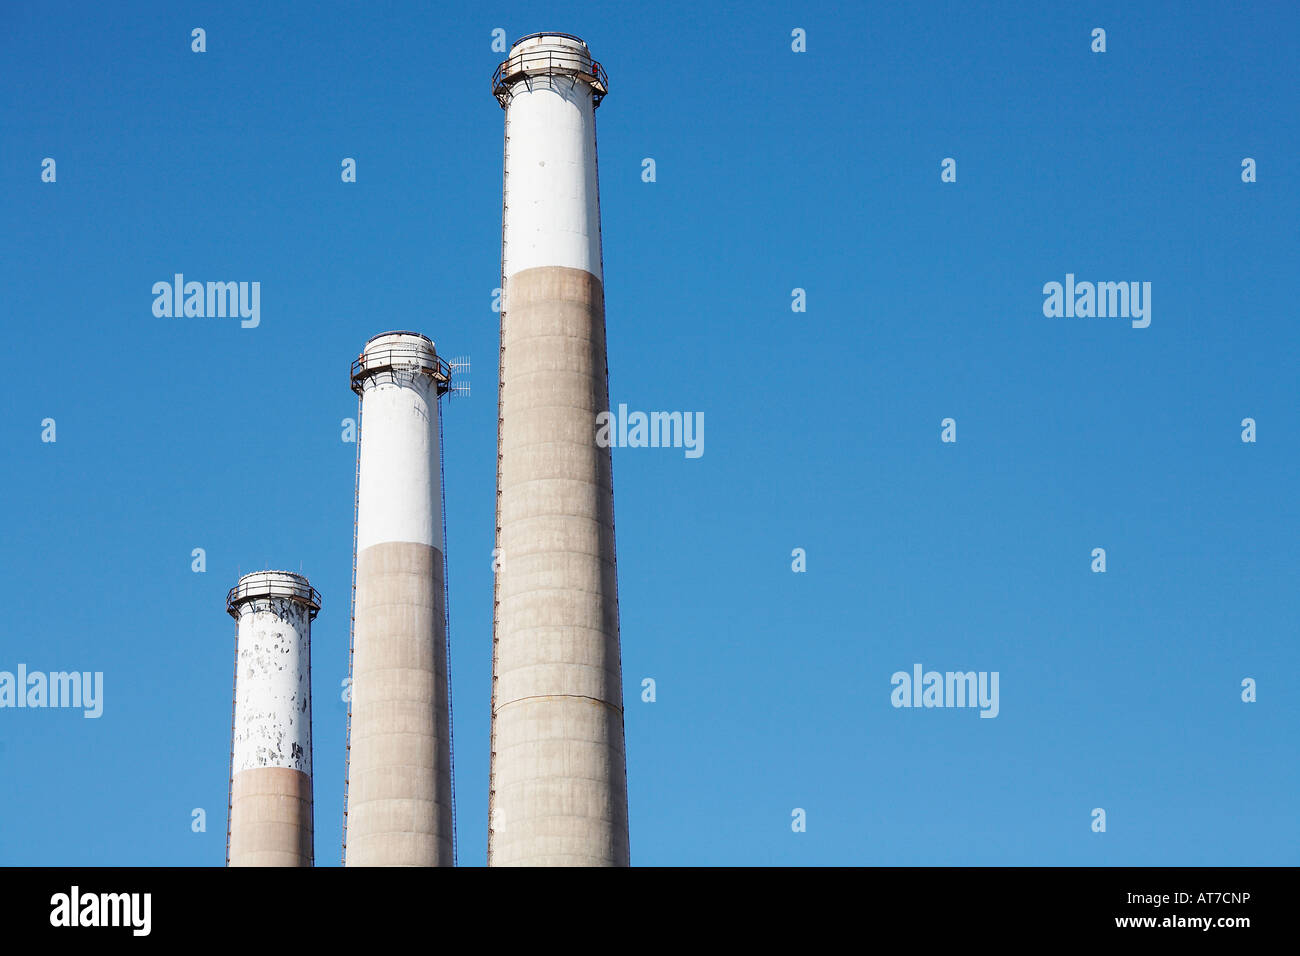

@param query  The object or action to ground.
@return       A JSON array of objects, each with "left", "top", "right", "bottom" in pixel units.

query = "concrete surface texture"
[
  {"left": 345, "top": 333, "right": 454, "bottom": 867},
  {"left": 490, "top": 32, "right": 630, "bottom": 867},
  {"left": 228, "top": 767, "right": 314, "bottom": 867}
]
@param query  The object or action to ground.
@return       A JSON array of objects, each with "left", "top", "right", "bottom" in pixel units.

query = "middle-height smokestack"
[
  {"left": 344, "top": 332, "right": 455, "bottom": 867},
  {"left": 488, "top": 32, "right": 630, "bottom": 866}
]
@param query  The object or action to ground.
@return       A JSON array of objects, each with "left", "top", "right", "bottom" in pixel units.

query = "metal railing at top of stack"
[
  {"left": 351, "top": 344, "right": 452, "bottom": 396},
  {"left": 492, "top": 47, "right": 608, "bottom": 108},
  {"left": 225, "top": 576, "right": 322, "bottom": 619}
]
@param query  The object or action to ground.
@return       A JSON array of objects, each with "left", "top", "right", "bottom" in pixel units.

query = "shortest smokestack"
[{"left": 224, "top": 570, "right": 320, "bottom": 867}]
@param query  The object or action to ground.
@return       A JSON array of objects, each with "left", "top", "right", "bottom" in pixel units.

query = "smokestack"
[
  {"left": 344, "top": 331, "right": 455, "bottom": 867},
  {"left": 224, "top": 570, "right": 319, "bottom": 867},
  {"left": 489, "top": 32, "right": 630, "bottom": 866}
]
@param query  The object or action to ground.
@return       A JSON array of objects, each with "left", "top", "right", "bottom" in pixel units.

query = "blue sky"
[{"left": 1, "top": 0, "right": 1296, "bottom": 865}]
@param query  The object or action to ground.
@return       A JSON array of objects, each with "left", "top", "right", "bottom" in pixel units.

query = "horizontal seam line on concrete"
[
  {"left": 357, "top": 543, "right": 443, "bottom": 552},
  {"left": 354, "top": 606, "right": 441, "bottom": 611},
  {"left": 501, "top": 437, "right": 608, "bottom": 447},
  {"left": 497, "top": 550, "right": 614, "bottom": 566},
  {"left": 499, "top": 493, "right": 612, "bottom": 505},
  {"left": 346, "top": 799, "right": 448, "bottom": 807},
  {"left": 500, "top": 359, "right": 605, "bottom": 371},
  {"left": 495, "top": 693, "right": 623, "bottom": 713},
  {"left": 498, "top": 582, "right": 617, "bottom": 602},
  {"left": 499, "top": 330, "right": 603, "bottom": 340},
  {"left": 351, "top": 671, "right": 447, "bottom": 681},
  {"left": 499, "top": 412, "right": 605, "bottom": 423},
  {"left": 346, "top": 836, "right": 450, "bottom": 843},
  {"left": 497, "top": 511, "right": 612, "bottom": 524},
  {"left": 492, "top": 630, "right": 616, "bottom": 643}
]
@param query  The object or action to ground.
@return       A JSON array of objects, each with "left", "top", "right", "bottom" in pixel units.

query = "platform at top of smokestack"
[
  {"left": 225, "top": 570, "right": 321, "bottom": 619},
  {"left": 493, "top": 32, "right": 607, "bottom": 108},
  {"left": 351, "top": 330, "right": 451, "bottom": 396}
]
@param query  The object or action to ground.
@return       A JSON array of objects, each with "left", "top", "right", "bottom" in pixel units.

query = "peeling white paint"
[{"left": 231, "top": 574, "right": 313, "bottom": 775}]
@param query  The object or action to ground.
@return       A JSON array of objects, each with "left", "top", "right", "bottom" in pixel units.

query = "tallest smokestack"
[{"left": 489, "top": 32, "right": 630, "bottom": 866}]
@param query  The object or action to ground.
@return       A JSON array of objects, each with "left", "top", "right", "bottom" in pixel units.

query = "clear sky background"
[{"left": 1, "top": 0, "right": 1296, "bottom": 866}]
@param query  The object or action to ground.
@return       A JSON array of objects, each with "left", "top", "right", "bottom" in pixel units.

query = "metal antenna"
[{"left": 448, "top": 356, "right": 471, "bottom": 399}]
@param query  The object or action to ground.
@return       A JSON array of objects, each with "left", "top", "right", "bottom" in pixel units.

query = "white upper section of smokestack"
[
  {"left": 353, "top": 332, "right": 446, "bottom": 552},
  {"left": 499, "top": 34, "right": 605, "bottom": 281},
  {"left": 228, "top": 571, "right": 317, "bottom": 775}
]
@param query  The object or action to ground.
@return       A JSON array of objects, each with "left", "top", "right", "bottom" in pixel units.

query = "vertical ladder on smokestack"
[
  {"left": 340, "top": 392, "right": 362, "bottom": 864},
  {"left": 590, "top": 109, "right": 631, "bottom": 844},
  {"left": 487, "top": 98, "right": 511, "bottom": 866},
  {"left": 304, "top": 576, "right": 316, "bottom": 868},
  {"left": 224, "top": 633, "right": 238, "bottom": 866},
  {"left": 439, "top": 393, "right": 458, "bottom": 866}
]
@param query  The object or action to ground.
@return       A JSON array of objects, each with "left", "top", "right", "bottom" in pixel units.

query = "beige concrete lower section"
[
  {"left": 345, "top": 540, "right": 453, "bottom": 866},
  {"left": 229, "top": 767, "right": 313, "bottom": 867},
  {"left": 491, "top": 265, "right": 630, "bottom": 866}
]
